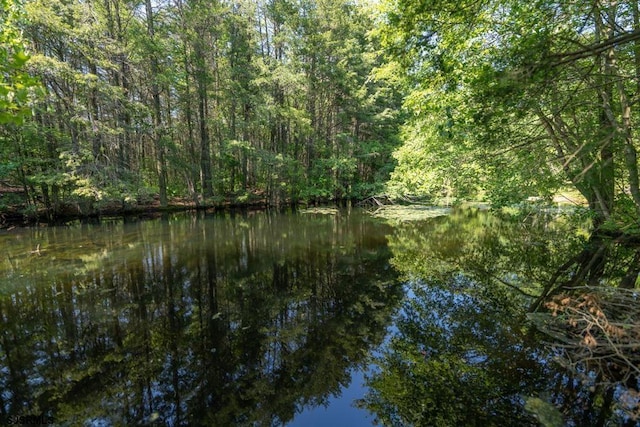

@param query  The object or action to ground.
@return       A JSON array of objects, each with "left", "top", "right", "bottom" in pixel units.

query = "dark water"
[{"left": 0, "top": 208, "right": 638, "bottom": 426}]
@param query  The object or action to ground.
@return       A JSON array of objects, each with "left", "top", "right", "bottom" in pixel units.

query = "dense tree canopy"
[
  {"left": 2, "top": 0, "right": 640, "bottom": 231},
  {"left": 3, "top": 1, "right": 640, "bottom": 420},
  {"left": 381, "top": 0, "right": 640, "bottom": 229},
  {"left": 0, "top": 0, "right": 404, "bottom": 219}
]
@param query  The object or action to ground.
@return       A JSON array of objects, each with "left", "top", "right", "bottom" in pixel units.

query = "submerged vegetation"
[
  {"left": 0, "top": 211, "right": 403, "bottom": 424},
  {"left": 1, "top": 205, "right": 639, "bottom": 423},
  {"left": 369, "top": 205, "right": 452, "bottom": 223}
]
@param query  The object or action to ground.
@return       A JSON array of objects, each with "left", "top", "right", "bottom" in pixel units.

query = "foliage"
[
  {"left": 361, "top": 208, "right": 639, "bottom": 425},
  {"left": 0, "top": 0, "right": 39, "bottom": 125},
  {"left": 0, "top": 0, "right": 404, "bottom": 220},
  {"left": 378, "top": 0, "right": 640, "bottom": 228}
]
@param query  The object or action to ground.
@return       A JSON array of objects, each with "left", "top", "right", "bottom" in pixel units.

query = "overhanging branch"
[{"left": 547, "top": 29, "right": 640, "bottom": 68}]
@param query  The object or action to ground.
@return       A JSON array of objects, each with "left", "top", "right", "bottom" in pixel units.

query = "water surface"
[
  {"left": 1, "top": 207, "right": 637, "bottom": 426},
  {"left": 1, "top": 209, "right": 401, "bottom": 426}
]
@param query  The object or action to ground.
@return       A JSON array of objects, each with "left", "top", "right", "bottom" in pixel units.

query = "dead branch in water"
[
  {"left": 357, "top": 195, "right": 393, "bottom": 207},
  {"left": 530, "top": 286, "right": 640, "bottom": 389},
  {"left": 29, "top": 243, "right": 42, "bottom": 256}
]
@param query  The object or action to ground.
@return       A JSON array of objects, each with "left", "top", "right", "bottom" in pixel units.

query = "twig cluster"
[
  {"left": 530, "top": 286, "right": 640, "bottom": 419},
  {"left": 541, "top": 287, "right": 640, "bottom": 384}
]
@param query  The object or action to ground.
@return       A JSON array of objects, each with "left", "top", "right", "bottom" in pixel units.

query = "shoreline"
[{"left": 0, "top": 195, "right": 353, "bottom": 229}]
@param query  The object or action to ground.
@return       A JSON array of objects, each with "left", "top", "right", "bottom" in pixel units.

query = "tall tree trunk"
[
  {"left": 197, "top": 59, "right": 213, "bottom": 199},
  {"left": 593, "top": 0, "right": 616, "bottom": 223},
  {"left": 113, "top": 0, "right": 132, "bottom": 177},
  {"left": 89, "top": 62, "right": 103, "bottom": 160},
  {"left": 145, "top": 0, "right": 168, "bottom": 207},
  {"left": 624, "top": 0, "right": 640, "bottom": 213},
  {"left": 242, "top": 102, "right": 250, "bottom": 191}
]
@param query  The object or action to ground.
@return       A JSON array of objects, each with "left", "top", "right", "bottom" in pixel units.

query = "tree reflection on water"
[
  {"left": 2, "top": 207, "right": 639, "bottom": 426},
  {"left": 361, "top": 207, "right": 639, "bottom": 427},
  {"left": 0, "top": 210, "right": 403, "bottom": 425}
]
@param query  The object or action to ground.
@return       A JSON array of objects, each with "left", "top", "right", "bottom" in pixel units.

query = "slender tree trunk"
[
  {"left": 624, "top": 1, "right": 640, "bottom": 213},
  {"left": 114, "top": 0, "right": 132, "bottom": 176},
  {"left": 593, "top": 0, "right": 616, "bottom": 222},
  {"left": 242, "top": 102, "right": 250, "bottom": 191},
  {"left": 89, "top": 62, "right": 102, "bottom": 160},
  {"left": 145, "top": 0, "right": 168, "bottom": 207},
  {"left": 197, "top": 61, "right": 213, "bottom": 198}
]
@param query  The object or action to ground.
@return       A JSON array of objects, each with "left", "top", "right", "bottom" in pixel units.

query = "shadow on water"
[{"left": 0, "top": 210, "right": 403, "bottom": 425}]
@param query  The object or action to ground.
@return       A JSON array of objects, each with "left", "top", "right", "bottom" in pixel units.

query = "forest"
[
  {"left": 2, "top": 0, "right": 640, "bottom": 233},
  {"left": 3, "top": 1, "right": 640, "bottom": 423},
  {"left": 1, "top": 0, "right": 404, "bottom": 221}
]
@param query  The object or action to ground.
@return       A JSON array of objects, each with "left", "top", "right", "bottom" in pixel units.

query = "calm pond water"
[{"left": 0, "top": 207, "right": 638, "bottom": 426}]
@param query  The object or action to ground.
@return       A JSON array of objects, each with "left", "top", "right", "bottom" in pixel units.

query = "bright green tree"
[
  {"left": 380, "top": 0, "right": 640, "bottom": 229},
  {"left": 2, "top": 0, "right": 404, "bottom": 219},
  {"left": 0, "top": 0, "right": 40, "bottom": 207},
  {"left": 0, "top": 0, "right": 36, "bottom": 124}
]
